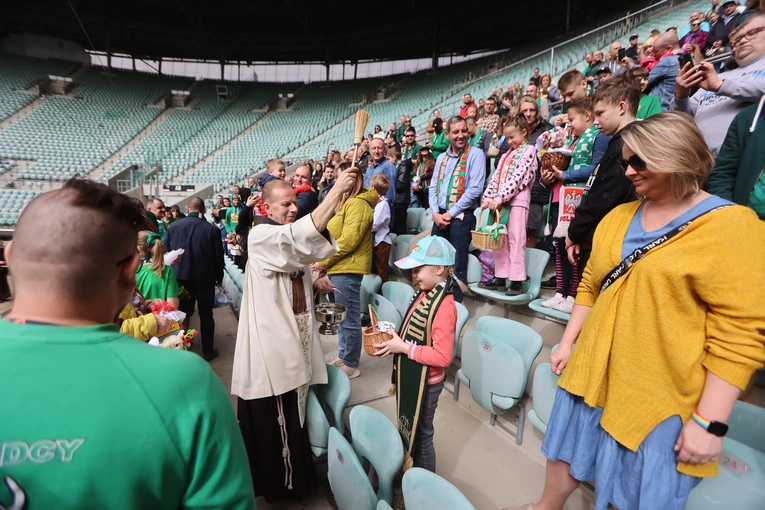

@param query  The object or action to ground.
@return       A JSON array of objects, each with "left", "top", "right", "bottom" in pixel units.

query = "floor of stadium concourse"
[{"left": 203, "top": 302, "right": 596, "bottom": 510}]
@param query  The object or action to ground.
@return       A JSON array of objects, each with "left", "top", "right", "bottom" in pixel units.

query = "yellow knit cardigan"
[{"left": 561, "top": 200, "right": 765, "bottom": 477}]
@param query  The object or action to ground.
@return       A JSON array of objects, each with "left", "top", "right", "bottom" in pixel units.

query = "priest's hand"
[
  {"left": 310, "top": 262, "right": 325, "bottom": 272},
  {"left": 334, "top": 168, "right": 358, "bottom": 195},
  {"left": 313, "top": 276, "right": 334, "bottom": 295},
  {"left": 374, "top": 332, "right": 409, "bottom": 357}
]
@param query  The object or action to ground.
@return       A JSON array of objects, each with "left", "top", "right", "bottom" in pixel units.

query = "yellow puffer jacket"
[{"left": 321, "top": 188, "right": 378, "bottom": 275}]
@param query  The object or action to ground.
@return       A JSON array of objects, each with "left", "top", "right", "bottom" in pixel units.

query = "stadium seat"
[
  {"left": 528, "top": 362, "right": 560, "bottom": 434},
  {"left": 389, "top": 234, "right": 414, "bottom": 278},
  {"left": 406, "top": 207, "right": 424, "bottom": 233},
  {"left": 306, "top": 364, "right": 351, "bottom": 457},
  {"left": 360, "top": 273, "right": 383, "bottom": 322},
  {"left": 419, "top": 208, "right": 434, "bottom": 233},
  {"left": 349, "top": 405, "right": 404, "bottom": 506},
  {"left": 453, "top": 302, "right": 470, "bottom": 362},
  {"left": 686, "top": 401, "right": 765, "bottom": 509},
  {"left": 455, "top": 317, "right": 543, "bottom": 444},
  {"left": 402, "top": 468, "right": 475, "bottom": 510},
  {"left": 368, "top": 293, "right": 402, "bottom": 331},
  {"left": 528, "top": 297, "right": 571, "bottom": 322},
  {"left": 467, "top": 248, "right": 549, "bottom": 305},
  {"left": 381, "top": 281, "right": 415, "bottom": 316},
  {"left": 328, "top": 428, "right": 378, "bottom": 510}
]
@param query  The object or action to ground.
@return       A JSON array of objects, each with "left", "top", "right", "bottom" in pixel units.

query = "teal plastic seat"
[
  {"left": 306, "top": 364, "right": 351, "bottom": 457},
  {"left": 376, "top": 501, "right": 394, "bottom": 510},
  {"left": 402, "top": 467, "right": 475, "bottom": 510},
  {"left": 467, "top": 248, "right": 549, "bottom": 305},
  {"left": 528, "top": 297, "right": 571, "bottom": 322},
  {"left": 389, "top": 234, "right": 414, "bottom": 278},
  {"left": 419, "top": 208, "right": 434, "bottom": 233},
  {"left": 453, "top": 302, "right": 469, "bottom": 362},
  {"left": 686, "top": 401, "right": 765, "bottom": 509},
  {"left": 528, "top": 362, "right": 560, "bottom": 434},
  {"left": 349, "top": 405, "right": 404, "bottom": 506},
  {"left": 465, "top": 253, "right": 482, "bottom": 286},
  {"left": 407, "top": 207, "right": 425, "bottom": 233},
  {"left": 454, "top": 317, "right": 543, "bottom": 444},
  {"left": 360, "top": 273, "right": 383, "bottom": 321},
  {"left": 382, "top": 281, "right": 415, "bottom": 316},
  {"left": 327, "top": 428, "right": 378, "bottom": 510},
  {"left": 368, "top": 293, "right": 403, "bottom": 331}
]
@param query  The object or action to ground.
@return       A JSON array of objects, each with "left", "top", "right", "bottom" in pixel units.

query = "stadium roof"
[{"left": 3, "top": 0, "right": 646, "bottom": 64}]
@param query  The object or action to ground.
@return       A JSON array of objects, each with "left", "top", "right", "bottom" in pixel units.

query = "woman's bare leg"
[{"left": 536, "top": 459, "right": 580, "bottom": 510}]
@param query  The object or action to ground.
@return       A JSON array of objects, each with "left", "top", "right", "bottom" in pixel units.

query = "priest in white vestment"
[{"left": 231, "top": 173, "right": 356, "bottom": 503}]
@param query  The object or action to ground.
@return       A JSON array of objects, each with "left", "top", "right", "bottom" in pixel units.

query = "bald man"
[
  {"left": 645, "top": 31, "right": 682, "bottom": 111},
  {"left": 0, "top": 179, "right": 255, "bottom": 509},
  {"left": 165, "top": 197, "right": 224, "bottom": 361},
  {"left": 292, "top": 165, "right": 319, "bottom": 219},
  {"left": 232, "top": 171, "right": 356, "bottom": 503},
  {"left": 146, "top": 198, "right": 168, "bottom": 241}
]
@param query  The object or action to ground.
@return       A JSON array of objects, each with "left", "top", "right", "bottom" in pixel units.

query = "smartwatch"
[{"left": 692, "top": 410, "right": 729, "bottom": 437}]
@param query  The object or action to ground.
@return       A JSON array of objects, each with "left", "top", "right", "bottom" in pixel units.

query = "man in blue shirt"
[
  {"left": 364, "top": 137, "right": 398, "bottom": 223},
  {"left": 428, "top": 116, "right": 486, "bottom": 302},
  {"left": 645, "top": 32, "right": 681, "bottom": 111}
]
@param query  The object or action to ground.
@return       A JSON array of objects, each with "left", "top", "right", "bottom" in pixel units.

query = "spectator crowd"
[{"left": 2, "top": 2, "right": 765, "bottom": 510}]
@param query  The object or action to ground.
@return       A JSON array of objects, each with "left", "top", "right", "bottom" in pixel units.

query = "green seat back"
[
  {"left": 477, "top": 316, "right": 543, "bottom": 372},
  {"left": 381, "top": 281, "right": 415, "bottom": 317},
  {"left": 402, "top": 467, "right": 475, "bottom": 510},
  {"left": 306, "top": 387, "right": 330, "bottom": 457},
  {"left": 328, "top": 428, "right": 377, "bottom": 510},
  {"left": 349, "top": 405, "right": 404, "bottom": 505},
  {"left": 406, "top": 207, "right": 424, "bottom": 233},
  {"left": 528, "top": 363, "right": 560, "bottom": 434},
  {"left": 457, "top": 330, "right": 526, "bottom": 414},
  {"left": 315, "top": 364, "right": 351, "bottom": 435},
  {"left": 389, "top": 234, "right": 414, "bottom": 277},
  {"left": 453, "top": 302, "right": 470, "bottom": 362},
  {"left": 360, "top": 273, "right": 383, "bottom": 318},
  {"left": 368, "top": 293, "right": 402, "bottom": 331}
]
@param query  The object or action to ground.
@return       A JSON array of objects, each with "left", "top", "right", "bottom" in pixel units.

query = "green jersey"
[
  {"left": 135, "top": 263, "right": 180, "bottom": 302},
  {"left": 0, "top": 321, "right": 255, "bottom": 509}
]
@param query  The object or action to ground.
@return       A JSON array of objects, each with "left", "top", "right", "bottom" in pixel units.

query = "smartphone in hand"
[
  {"left": 618, "top": 48, "right": 626, "bottom": 60},
  {"left": 678, "top": 53, "right": 694, "bottom": 68}
]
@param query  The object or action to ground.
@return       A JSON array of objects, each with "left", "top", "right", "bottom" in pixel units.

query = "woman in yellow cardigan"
[{"left": 507, "top": 112, "right": 765, "bottom": 510}]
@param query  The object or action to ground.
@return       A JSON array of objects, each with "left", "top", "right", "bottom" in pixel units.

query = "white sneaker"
[
  {"left": 553, "top": 296, "right": 575, "bottom": 314},
  {"left": 541, "top": 293, "right": 564, "bottom": 308},
  {"left": 339, "top": 363, "right": 361, "bottom": 379},
  {"left": 328, "top": 356, "right": 343, "bottom": 367}
]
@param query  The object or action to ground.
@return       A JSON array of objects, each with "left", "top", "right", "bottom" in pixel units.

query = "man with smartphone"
[{"left": 672, "top": 12, "right": 765, "bottom": 156}]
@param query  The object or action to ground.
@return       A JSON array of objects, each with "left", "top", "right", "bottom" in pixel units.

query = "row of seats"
[
  {"left": 304, "top": 362, "right": 475, "bottom": 509},
  {"left": 0, "top": 189, "right": 40, "bottom": 224}
]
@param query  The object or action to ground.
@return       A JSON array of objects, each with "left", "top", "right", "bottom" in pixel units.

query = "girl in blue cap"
[{"left": 375, "top": 236, "right": 458, "bottom": 472}]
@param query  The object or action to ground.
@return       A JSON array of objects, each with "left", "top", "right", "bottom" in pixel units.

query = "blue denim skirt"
[{"left": 541, "top": 388, "right": 701, "bottom": 510}]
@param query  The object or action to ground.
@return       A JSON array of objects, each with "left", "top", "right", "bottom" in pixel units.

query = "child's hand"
[
  {"left": 374, "top": 331, "right": 409, "bottom": 357},
  {"left": 482, "top": 200, "right": 500, "bottom": 211}
]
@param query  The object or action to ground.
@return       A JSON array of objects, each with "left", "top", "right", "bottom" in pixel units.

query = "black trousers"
[{"left": 177, "top": 280, "right": 215, "bottom": 354}]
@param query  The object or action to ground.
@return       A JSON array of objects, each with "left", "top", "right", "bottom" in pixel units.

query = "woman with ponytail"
[{"left": 136, "top": 231, "right": 180, "bottom": 308}]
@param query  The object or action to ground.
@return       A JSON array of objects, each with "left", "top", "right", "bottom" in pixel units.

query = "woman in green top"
[
  {"left": 626, "top": 67, "right": 663, "bottom": 119},
  {"left": 136, "top": 231, "right": 180, "bottom": 308}
]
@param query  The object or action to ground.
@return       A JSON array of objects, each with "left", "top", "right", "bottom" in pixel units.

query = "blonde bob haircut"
[{"left": 620, "top": 111, "right": 714, "bottom": 199}]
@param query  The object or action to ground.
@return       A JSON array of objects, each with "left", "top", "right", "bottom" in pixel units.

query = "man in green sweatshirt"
[{"left": 0, "top": 179, "right": 255, "bottom": 510}]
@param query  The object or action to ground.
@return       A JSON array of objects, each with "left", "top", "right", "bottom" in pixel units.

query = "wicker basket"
[
  {"left": 541, "top": 151, "right": 571, "bottom": 173},
  {"left": 363, "top": 305, "right": 393, "bottom": 357},
  {"left": 471, "top": 209, "right": 505, "bottom": 250}
]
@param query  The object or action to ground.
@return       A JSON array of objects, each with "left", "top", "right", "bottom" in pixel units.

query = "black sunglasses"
[{"left": 617, "top": 154, "right": 647, "bottom": 172}]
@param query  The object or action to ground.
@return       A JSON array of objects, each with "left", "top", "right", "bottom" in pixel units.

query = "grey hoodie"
[{"left": 671, "top": 55, "right": 765, "bottom": 156}]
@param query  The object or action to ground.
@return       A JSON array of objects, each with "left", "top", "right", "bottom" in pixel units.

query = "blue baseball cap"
[{"left": 395, "top": 236, "right": 456, "bottom": 269}]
